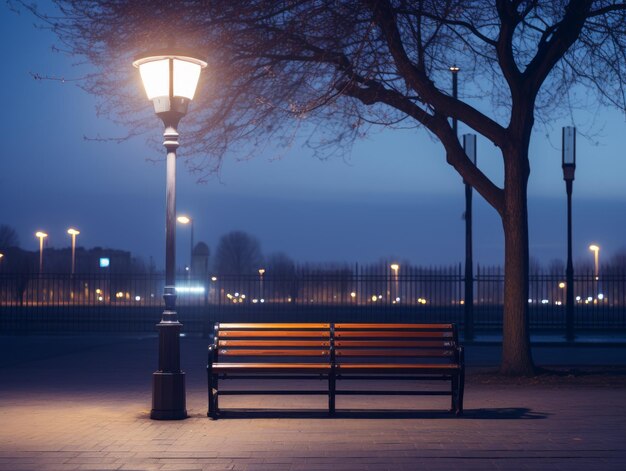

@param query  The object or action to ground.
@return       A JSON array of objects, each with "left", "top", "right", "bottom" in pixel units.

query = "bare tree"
[
  {"left": 35, "top": 1, "right": 626, "bottom": 374},
  {"left": 0, "top": 224, "right": 20, "bottom": 250},
  {"left": 266, "top": 252, "right": 297, "bottom": 300},
  {"left": 214, "top": 231, "right": 263, "bottom": 275},
  {"left": 266, "top": 252, "right": 296, "bottom": 277}
]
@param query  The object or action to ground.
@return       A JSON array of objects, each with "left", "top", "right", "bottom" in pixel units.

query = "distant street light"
[
  {"left": 177, "top": 215, "right": 194, "bottom": 278},
  {"left": 134, "top": 48, "right": 207, "bottom": 420},
  {"left": 462, "top": 133, "right": 477, "bottom": 341},
  {"left": 562, "top": 126, "right": 576, "bottom": 341},
  {"left": 67, "top": 228, "right": 80, "bottom": 275},
  {"left": 390, "top": 264, "right": 399, "bottom": 302},
  {"left": 589, "top": 244, "right": 600, "bottom": 281},
  {"left": 450, "top": 65, "right": 476, "bottom": 341},
  {"left": 258, "top": 268, "right": 266, "bottom": 300},
  {"left": 35, "top": 231, "right": 48, "bottom": 274}
]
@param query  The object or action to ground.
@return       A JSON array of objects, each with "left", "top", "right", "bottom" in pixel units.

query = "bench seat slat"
[
  {"left": 219, "top": 340, "right": 330, "bottom": 347},
  {"left": 335, "top": 323, "right": 453, "bottom": 329},
  {"left": 336, "top": 349, "right": 454, "bottom": 357},
  {"left": 336, "top": 363, "right": 460, "bottom": 373},
  {"left": 219, "top": 349, "right": 330, "bottom": 356},
  {"left": 335, "top": 340, "right": 453, "bottom": 348},
  {"left": 219, "top": 330, "right": 330, "bottom": 338},
  {"left": 212, "top": 363, "right": 331, "bottom": 373},
  {"left": 219, "top": 323, "right": 330, "bottom": 329},
  {"left": 335, "top": 331, "right": 452, "bottom": 338}
]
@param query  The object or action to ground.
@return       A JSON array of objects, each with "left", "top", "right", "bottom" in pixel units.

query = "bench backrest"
[
  {"left": 333, "top": 323, "right": 459, "bottom": 364},
  {"left": 213, "top": 323, "right": 332, "bottom": 363}
]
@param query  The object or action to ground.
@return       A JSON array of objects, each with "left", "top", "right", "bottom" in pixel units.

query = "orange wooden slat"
[
  {"left": 219, "top": 331, "right": 330, "bottom": 338},
  {"left": 212, "top": 363, "right": 331, "bottom": 372},
  {"left": 219, "top": 340, "right": 330, "bottom": 347},
  {"left": 335, "top": 349, "right": 453, "bottom": 357},
  {"left": 334, "top": 323, "right": 453, "bottom": 329},
  {"left": 335, "top": 331, "right": 452, "bottom": 338},
  {"left": 335, "top": 363, "right": 460, "bottom": 373},
  {"left": 218, "top": 323, "right": 330, "bottom": 329},
  {"left": 334, "top": 340, "right": 453, "bottom": 348},
  {"left": 219, "top": 349, "right": 330, "bottom": 356}
]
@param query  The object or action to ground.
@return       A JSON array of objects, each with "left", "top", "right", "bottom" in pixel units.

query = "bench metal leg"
[
  {"left": 329, "top": 370, "right": 336, "bottom": 415},
  {"left": 450, "top": 375, "right": 458, "bottom": 414},
  {"left": 207, "top": 366, "right": 218, "bottom": 419},
  {"left": 457, "top": 369, "right": 465, "bottom": 416}
]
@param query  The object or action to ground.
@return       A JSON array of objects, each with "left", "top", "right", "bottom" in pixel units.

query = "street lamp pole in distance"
[
  {"left": 589, "top": 244, "right": 600, "bottom": 297},
  {"left": 35, "top": 231, "right": 48, "bottom": 274},
  {"left": 177, "top": 215, "right": 194, "bottom": 279},
  {"left": 562, "top": 126, "right": 576, "bottom": 341},
  {"left": 462, "top": 134, "right": 476, "bottom": 341},
  {"left": 258, "top": 268, "right": 265, "bottom": 301},
  {"left": 67, "top": 228, "right": 80, "bottom": 275}
]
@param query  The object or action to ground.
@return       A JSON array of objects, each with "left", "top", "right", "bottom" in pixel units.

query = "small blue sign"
[{"left": 99, "top": 257, "right": 110, "bottom": 268}]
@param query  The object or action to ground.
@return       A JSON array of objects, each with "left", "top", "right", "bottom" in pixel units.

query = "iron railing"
[{"left": 1, "top": 266, "right": 625, "bottom": 334}]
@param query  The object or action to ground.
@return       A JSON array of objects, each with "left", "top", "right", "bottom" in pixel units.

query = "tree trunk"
[{"left": 500, "top": 150, "right": 535, "bottom": 376}]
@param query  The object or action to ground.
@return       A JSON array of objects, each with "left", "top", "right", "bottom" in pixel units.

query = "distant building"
[
  {"left": 0, "top": 246, "right": 135, "bottom": 274},
  {"left": 191, "top": 242, "right": 210, "bottom": 278}
]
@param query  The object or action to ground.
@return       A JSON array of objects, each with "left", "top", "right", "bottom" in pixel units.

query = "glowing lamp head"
[
  {"left": 258, "top": 268, "right": 266, "bottom": 276},
  {"left": 390, "top": 264, "right": 399, "bottom": 272},
  {"left": 449, "top": 65, "right": 460, "bottom": 73},
  {"left": 177, "top": 215, "right": 191, "bottom": 225},
  {"left": 67, "top": 228, "right": 80, "bottom": 236},
  {"left": 35, "top": 231, "right": 48, "bottom": 239},
  {"left": 589, "top": 244, "right": 599, "bottom": 252},
  {"left": 133, "top": 50, "right": 207, "bottom": 122}
]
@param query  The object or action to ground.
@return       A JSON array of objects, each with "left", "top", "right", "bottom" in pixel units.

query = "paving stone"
[{"left": 1, "top": 335, "right": 625, "bottom": 470}]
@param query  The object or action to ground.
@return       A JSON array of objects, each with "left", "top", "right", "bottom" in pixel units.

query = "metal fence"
[{"left": 1, "top": 266, "right": 625, "bottom": 335}]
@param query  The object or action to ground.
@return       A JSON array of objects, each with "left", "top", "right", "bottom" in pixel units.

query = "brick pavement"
[{"left": 0, "top": 335, "right": 625, "bottom": 470}]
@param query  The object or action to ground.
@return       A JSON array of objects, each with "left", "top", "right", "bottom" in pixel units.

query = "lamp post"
[
  {"left": 258, "top": 268, "right": 265, "bottom": 300},
  {"left": 390, "top": 263, "right": 399, "bottom": 302},
  {"left": 67, "top": 228, "right": 80, "bottom": 275},
  {"left": 589, "top": 244, "right": 600, "bottom": 280},
  {"left": 35, "top": 231, "right": 48, "bottom": 274},
  {"left": 462, "top": 134, "right": 476, "bottom": 341},
  {"left": 589, "top": 244, "right": 600, "bottom": 297},
  {"left": 562, "top": 126, "right": 576, "bottom": 341},
  {"left": 450, "top": 65, "right": 475, "bottom": 341},
  {"left": 177, "top": 215, "right": 194, "bottom": 279},
  {"left": 134, "top": 48, "right": 207, "bottom": 420}
]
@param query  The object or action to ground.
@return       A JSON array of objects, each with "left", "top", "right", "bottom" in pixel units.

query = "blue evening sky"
[{"left": 1, "top": 5, "right": 625, "bottom": 270}]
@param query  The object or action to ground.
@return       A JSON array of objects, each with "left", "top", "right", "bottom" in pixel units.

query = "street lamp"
[
  {"left": 462, "top": 133, "right": 476, "bottom": 341},
  {"left": 562, "top": 126, "right": 576, "bottom": 341},
  {"left": 67, "top": 228, "right": 80, "bottom": 275},
  {"left": 134, "top": 48, "right": 207, "bottom": 420},
  {"left": 35, "top": 231, "right": 48, "bottom": 274},
  {"left": 589, "top": 244, "right": 600, "bottom": 281},
  {"left": 258, "top": 268, "right": 265, "bottom": 300},
  {"left": 177, "top": 215, "right": 194, "bottom": 279},
  {"left": 450, "top": 65, "right": 476, "bottom": 341},
  {"left": 390, "top": 264, "right": 399, "bottom": 302}
]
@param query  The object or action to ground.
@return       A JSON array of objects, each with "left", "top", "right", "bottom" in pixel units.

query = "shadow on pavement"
[{"left": 210, "top": 407, "right": 548, "bottom": 420}]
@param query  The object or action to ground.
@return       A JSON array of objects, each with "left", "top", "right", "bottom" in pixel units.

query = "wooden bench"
[
  {"left": 207, "top": 323, "right": 333, "bottom": 419},
  {"left": 333, "top": 323, "right": 465, "bottom": 415},
  {"left": 207, "top": 322, "right": 464, "bottom": 418}
]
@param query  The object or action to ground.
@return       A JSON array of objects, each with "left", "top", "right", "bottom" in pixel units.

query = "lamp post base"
[
  {"left": 151, "top": 371, "right": 187, "bottom": 420},
  {"left": 150, "top": 315, "right": 187, "bottom": 420}
]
